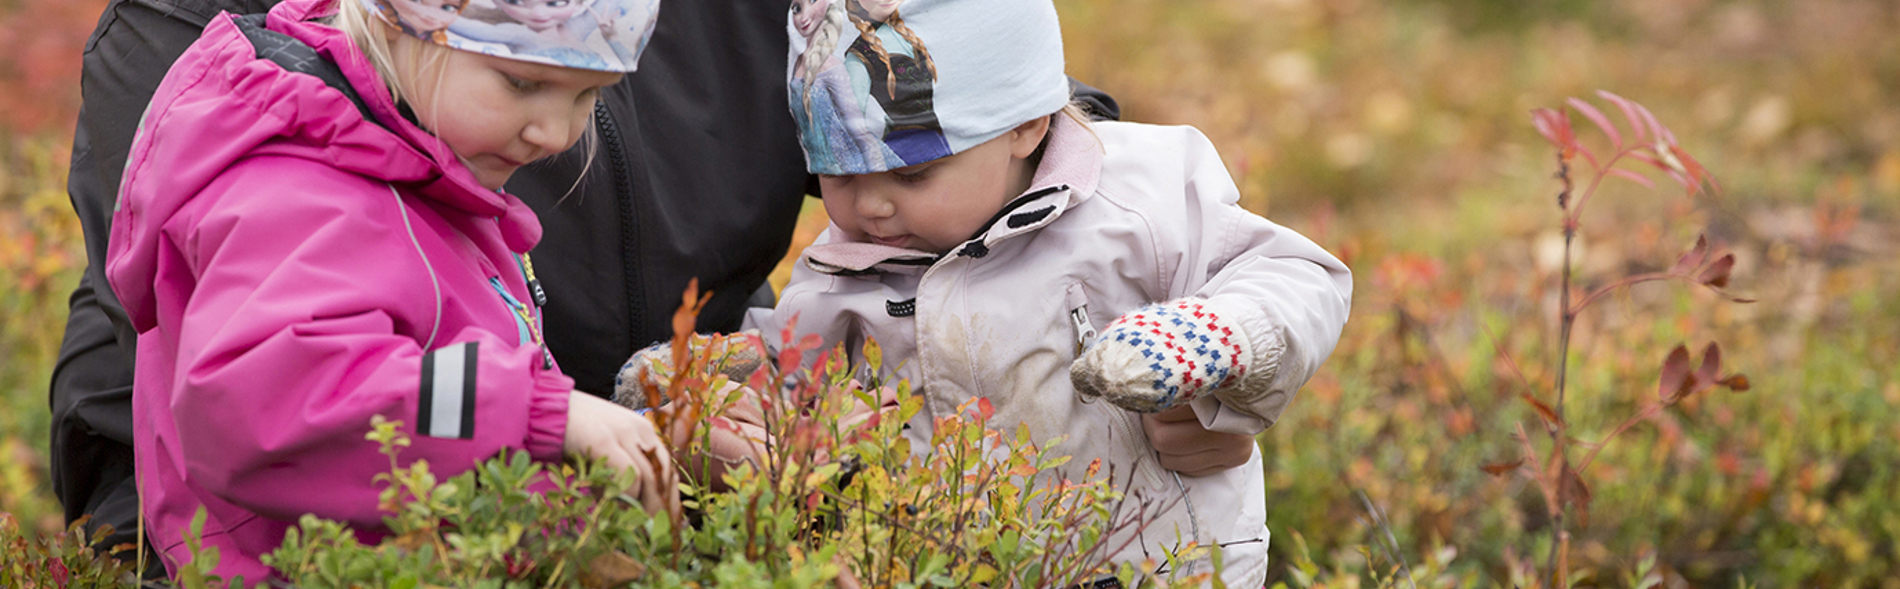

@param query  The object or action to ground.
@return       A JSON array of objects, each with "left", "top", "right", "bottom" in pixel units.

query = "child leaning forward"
[
  {"left": 754, "top": 0, "right": 1353, "bottom": 584},
  {"left": 106, "top": 0, "right": 674, "bottom": 579}
]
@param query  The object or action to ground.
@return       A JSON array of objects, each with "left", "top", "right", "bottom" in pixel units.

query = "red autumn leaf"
[
  {"left": 976, "top": 397, "right": 996, "bottom": 421},
  {"left": 1657, "top": 345, "right": 1692, "bottom": 401},
  {"left": 1531, "top": 108, "right": 1577, "bottom": 158},
  {"left": 778, "top": 313, "right": 801, "bottom": 354},
  {"left": 1698, "top": 253, "right": 1736, "bottom": 288},
  {"left": 1633, "top": 100, "right": 1677, "bottom": 146},
  {"left": 1695, "top": 342, "right": 1723, "bottom": 390},
  {"left": 1665, "top": 168, "right": 1695, "bottom": 193},
  {"left": 1670, "top": 235, "right": 1710, "bottom": 274},
  {"left": 1624, "top": 149, "right": 1668, "bottom": 171},
  {"left": 1567, "top": 97, "right": 1623, "bottom": 149},
  {"left": 1575, "top": 141, "right": 1603, "bottom": 174},
  {"left": 1560, "top": 467, "right": 1593, "bottom": 528},
  {"left": 1481, "top": 459, "right": 1524, "bottom": 476},
  {"left": 1519, "top": 392, "right": 1563, "bottom": 429},
  {"left": 1607, "top": 167, "right": 1656, "bottom": 189},
  {"left": 1670, "top": 144, "right": 1722, "bottom": 195},
  {"left": 1596, "top": 90, "right": 1651, "bottom": 143}
]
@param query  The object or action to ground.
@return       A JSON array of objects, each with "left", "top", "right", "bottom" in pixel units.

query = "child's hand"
[
  {"left": 654, "top": 393, "right": 771, "bottom": 492},
  {"left": 1070, "top": 298, "right": 1251, "bottom": 413},
  {"left": 564, "top": 391, "right": 682, "bottom": 519},
  {"left": 1143, "top": 405, "right": 1254, "bottom": 476}
]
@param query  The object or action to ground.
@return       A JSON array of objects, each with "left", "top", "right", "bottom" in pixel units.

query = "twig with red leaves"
[{"left": 1489, "top": 91, "right": 1752, "bottom": 588}]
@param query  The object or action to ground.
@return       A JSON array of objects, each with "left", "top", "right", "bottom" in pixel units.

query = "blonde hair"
[
  {"left": 331, "top": 0, "right": 454, "bottom": 113},
  {"left": 1056, "top": 101, "right": 1102, "bottom": 148},
  {"left": 328, "top": 0, "right": 601, "bottom": 198}
]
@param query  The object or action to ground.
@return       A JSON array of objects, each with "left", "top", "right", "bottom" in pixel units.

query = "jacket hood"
[{"left": 110, "top": 0, "right": 543, "bottom": 331}]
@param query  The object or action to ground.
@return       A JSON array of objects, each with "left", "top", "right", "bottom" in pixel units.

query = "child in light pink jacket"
[
  {"left": 756, "top": 0, "right": 1353, "bottom": 584},
  {"left": 106, "top": 0, "right": 669, "bottom": 578}
]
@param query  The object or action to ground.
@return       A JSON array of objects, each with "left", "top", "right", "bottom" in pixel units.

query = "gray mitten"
[{"left": 613, "top": 331, "right": 769, "bottom": 410}]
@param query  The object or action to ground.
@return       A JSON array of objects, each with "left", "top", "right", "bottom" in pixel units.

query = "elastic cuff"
[
  {"left": 525, "top": 370, "right": 574, "bottom": 462},
  {"left": 1201, "top": 294, "right": 1291, "bottom": 427},
  {"left": 1189, "top": 395, "right": 1269, "bottom": 436}
]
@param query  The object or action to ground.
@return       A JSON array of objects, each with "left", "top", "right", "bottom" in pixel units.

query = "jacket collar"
[{"left": 803, "top": 115, "right": 1104, "bottom": 276}]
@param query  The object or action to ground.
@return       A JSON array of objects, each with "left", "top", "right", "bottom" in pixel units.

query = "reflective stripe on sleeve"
[{"left": 417, "top": 341, "right": 478, "bottom": 439}]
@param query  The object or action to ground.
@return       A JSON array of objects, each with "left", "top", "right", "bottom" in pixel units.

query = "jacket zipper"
[{"left": 595, "top": 99, "right": 646, "bottom": 349}]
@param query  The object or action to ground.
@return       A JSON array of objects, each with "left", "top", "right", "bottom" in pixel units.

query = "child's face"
[
  {"left": 498, "top": 0, "right": 587, "bottom": 32},
  {"left": 390, "top": 0, "right": 463, "bottom": 32},
  {"left": 791, "top": 0, "right": 829, "bottom": 39},
  {"left": 818, "top": 120, "right": 1049, "bottom": 254},
  {"left": 402, "top": 46, "right": 622, "bottom": 190}
]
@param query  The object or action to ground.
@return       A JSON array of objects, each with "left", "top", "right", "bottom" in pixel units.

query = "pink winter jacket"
[{"left": 106, "top": 0, "right": 572, "bottom": 579}]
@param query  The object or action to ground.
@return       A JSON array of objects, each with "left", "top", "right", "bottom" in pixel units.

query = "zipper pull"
[
  {"left": 1070, "top": 304, "right": 1097, "bottom": 356},
  {"left": 520, "top": 253, "right": 547, "bottom": 307}
]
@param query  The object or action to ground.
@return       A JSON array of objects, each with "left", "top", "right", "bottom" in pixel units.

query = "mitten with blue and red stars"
[{"left": 1070, "top": 298, "right": 1259, "bottom": 413}]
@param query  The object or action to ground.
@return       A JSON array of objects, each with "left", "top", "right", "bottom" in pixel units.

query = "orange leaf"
[
  {"left": 1721, "top": 374, "right": 1751, "bottom": 392},
  {"left": 1481, "top": 459, "right": 1524, "bottom": 476},
  {"left": 1519, "top": 393, "right": 1563, "bottom": 429}
]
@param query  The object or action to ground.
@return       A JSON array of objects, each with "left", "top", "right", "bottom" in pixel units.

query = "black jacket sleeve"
[{"left": 51, "top": 0, "right": 275, "bottom": 573}]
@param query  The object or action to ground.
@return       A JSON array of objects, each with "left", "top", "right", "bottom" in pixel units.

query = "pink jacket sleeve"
[{"left": 156, "top": 166, "right": 571, "bottom": 528}]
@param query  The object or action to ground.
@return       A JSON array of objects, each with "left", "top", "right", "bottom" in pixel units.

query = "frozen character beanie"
[
  {"left": 785, "top": 0, "right": 1070, "bottom": 175},
  {"left": 363, "top": 0, "right": 659, "bottom": 72}
]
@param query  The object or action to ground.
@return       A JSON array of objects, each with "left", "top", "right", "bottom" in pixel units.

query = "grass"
[{"left": 6, "top": 0, "right": 1900, "bottom": 586}]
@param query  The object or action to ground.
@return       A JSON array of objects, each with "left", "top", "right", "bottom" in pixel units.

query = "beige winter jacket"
[{"left": 755, "top": 116, "right": 1353, "bottom": 585}]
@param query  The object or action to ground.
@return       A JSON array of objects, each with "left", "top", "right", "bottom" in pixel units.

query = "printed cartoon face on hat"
[
  {"left": 390, "top": 0, "right": 465, "bottom": 32},
  {"left": 497, "top": 0, "right": 590, "bottom": 33},
  {"left": 791, "top": 0, "right": 830, "bottom": 38},
  {"left": 850, "top": 0, "right": 902, "bottom": 22}
]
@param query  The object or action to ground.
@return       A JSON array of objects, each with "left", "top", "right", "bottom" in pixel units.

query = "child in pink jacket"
[{"left": 106, "top": 0, "right": 670, "bottom": 578}]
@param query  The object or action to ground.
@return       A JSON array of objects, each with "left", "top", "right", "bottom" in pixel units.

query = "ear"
[{"left": 1007, "top": 115, "right": 1053, "bottom": 159}]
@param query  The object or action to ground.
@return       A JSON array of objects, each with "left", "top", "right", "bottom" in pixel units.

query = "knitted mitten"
[
  {"left": 1070, "top": 298, "right": 1251, "bottom": 413},
  {"left": 613, "top": 331, "right": 767, "bottom": 410}
]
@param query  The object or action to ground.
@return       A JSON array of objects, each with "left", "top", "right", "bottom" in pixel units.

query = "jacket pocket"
[{"left": 1094, "top": 401, "right": 1169, "bottom": 492}]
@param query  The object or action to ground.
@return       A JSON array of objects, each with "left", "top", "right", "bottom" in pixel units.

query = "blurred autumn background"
[{"left": 4, "top": 0, "right": 1897, "bottom": 586}]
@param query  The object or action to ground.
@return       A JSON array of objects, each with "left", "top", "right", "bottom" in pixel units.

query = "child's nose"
[
  {"left": 520, "top": 111, "right": 576, "bottom": 155},
  {"left": 854, "top": 188, "right": 895, "bottom": 219}
]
